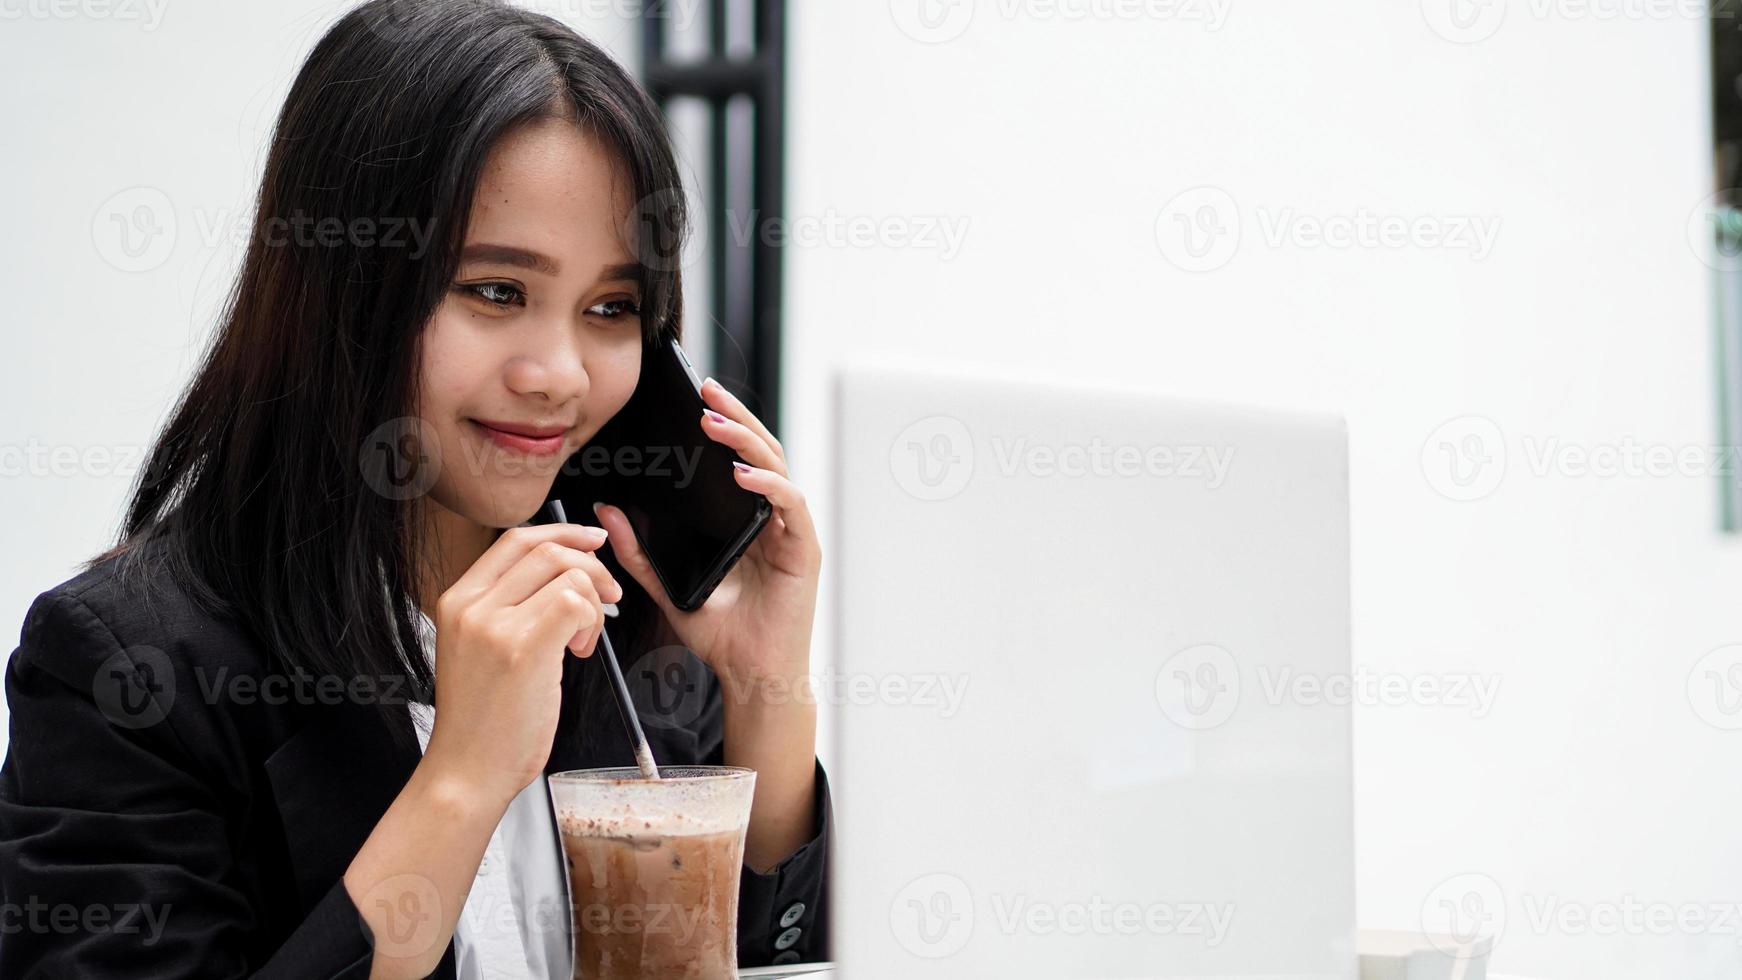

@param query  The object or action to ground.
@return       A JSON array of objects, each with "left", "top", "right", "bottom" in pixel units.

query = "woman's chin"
[{"left": 443, "top": 488, "right": 555, "bottom": 531}]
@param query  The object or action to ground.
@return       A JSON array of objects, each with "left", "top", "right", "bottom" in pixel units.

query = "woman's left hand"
[{"left": 591, "top": 377, "right": 820, "bottom": 689}]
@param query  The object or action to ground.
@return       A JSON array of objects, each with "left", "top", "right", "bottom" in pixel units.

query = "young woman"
[{"left": 0, "top": 1, "right": 830, "bottom": 976}]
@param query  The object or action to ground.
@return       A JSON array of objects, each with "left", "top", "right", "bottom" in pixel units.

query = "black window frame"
[{"left": 639, "top": 0, "right": 788, "bottom": 437}]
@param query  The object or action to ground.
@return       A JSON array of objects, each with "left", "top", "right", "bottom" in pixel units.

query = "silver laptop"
[{"left": 825, "top": 362, "right": 1356, "bottom": 979}]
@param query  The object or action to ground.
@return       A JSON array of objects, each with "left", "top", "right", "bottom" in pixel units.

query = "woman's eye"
[
  {"left": 457, "top": 282, "right": 525, "bottom": 308},
  {"left": 587, "top": 298, "right": 642, "bottom": 319}
]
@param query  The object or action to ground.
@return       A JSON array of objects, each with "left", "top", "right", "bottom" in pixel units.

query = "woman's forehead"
[{"left": 465, "top": 120, "right": 636, "bottom": 267}]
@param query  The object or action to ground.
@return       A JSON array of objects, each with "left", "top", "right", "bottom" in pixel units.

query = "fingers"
[
  {"left": 448, "top": 524, "right": 607, "bottom": 603},
  {"left": 700, "top": 377, "right": 784, "bottom": 467},
  {"left": 487, "top": 537, "right": 623, "bottom": 609},
  {"left": 730, "top": 462, "right": 819, "bottom": 548},
  {"left": 701, "top": 406, "right": 786, "bottom": 473},
  {"left": 522, "top": 566, "right": 606, "bottom": 658},
  {"left": 591, "top": 502, "right": 677, "bottom": 618}
]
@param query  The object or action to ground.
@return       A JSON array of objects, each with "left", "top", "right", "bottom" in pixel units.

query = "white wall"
[
  {"left": 0, "top": 5, "right": 322, "bottom": 731},
  {"left": 784, "top": 2, "right": 1737, "bottom": 978}
]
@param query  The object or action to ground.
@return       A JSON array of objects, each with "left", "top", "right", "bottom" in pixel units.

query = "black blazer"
[{"left": 0, "top": 547, "right": 832, "bottom": 977}]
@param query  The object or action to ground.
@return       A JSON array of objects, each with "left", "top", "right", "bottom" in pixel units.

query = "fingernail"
[
  {"left": 591, "top": 501, "right": 607, "bottom": 520},
  {"left": 704, "top": 409, "right": 727, "bottom": 423},
  {"left": 703, "top": 376, "right": 717, "bottom": 392},
  {"left": 732, "top": 461, "right": 751, "bottom": 473}
]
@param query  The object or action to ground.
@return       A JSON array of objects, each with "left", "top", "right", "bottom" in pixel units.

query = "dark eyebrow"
[
  {"left": 459, "top": 243, "right": 641, "bottom": 285},
  {"left": 596, "top": 261, "right": 641, "bottom": 284},
  {"left": 461, "top": 243, "right": 559, "bottom": 276}
]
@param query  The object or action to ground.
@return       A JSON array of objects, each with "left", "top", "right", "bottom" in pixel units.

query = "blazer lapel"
[{"left": 263, "top": 699, "right": 421, "bottom": 915}]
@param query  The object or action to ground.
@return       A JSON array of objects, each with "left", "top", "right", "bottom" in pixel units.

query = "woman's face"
[{"left": 415, "top": 117, "right": 645, "bottom": 530}]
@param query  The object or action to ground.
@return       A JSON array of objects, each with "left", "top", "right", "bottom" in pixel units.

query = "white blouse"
[{"left": 405, "top": 606, "right": 572, "bottom": 980}]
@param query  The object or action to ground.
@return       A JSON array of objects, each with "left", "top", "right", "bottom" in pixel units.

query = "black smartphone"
[{"left": 547, "top": 337, "right": 772, "bottom": 612}]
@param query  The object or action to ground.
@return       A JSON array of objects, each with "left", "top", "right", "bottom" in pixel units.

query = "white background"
[{"left": 2, "top": 1, "right": 1737, "bottom": 977}]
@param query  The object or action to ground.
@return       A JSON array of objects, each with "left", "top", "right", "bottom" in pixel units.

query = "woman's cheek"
[
  {"left": 604, "top": 333, "right": 643, "bottom": 411},
  {"left": 417, "top": 307, "right": 478, "bottom": 392}
]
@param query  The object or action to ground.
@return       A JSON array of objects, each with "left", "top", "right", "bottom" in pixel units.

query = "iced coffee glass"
[{"left": 548, "top": 766, "right": 757, "bottom": 980}]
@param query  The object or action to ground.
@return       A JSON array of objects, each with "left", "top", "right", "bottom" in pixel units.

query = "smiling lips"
[{"left": 469, "top": 418, "right": 571, "bottom": 456}]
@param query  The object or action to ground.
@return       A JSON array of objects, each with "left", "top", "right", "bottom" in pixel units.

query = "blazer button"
[
  {"left": 779, "top": 901, "right": 805, "bottom": 927},
  {"left": 772, "top": 951, "right": 800, "bottom": 965},
  {"left": 774, "top": 926, "right": 801, "bottom": 950}
]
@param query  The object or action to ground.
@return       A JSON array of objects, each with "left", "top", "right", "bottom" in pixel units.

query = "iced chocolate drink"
[{"left": 549, "top": 766, "right": 756, "bottom": 980}]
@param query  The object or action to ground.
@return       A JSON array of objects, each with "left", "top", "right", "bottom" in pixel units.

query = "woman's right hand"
[
  {"left": 346, "top": 523, "right": 623, "bottom": 977},
  {"left": 420, "top": 523, "right": 624, "bottom": 808}
]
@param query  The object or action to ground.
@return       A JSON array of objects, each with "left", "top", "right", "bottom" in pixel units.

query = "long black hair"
[{"left": 92, "top": 0, "right": 689, "bottom": 739}]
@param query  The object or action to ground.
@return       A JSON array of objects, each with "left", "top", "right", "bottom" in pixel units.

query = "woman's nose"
[{"left": 504, "top": 332, "right": 589, "bottom": 403}]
